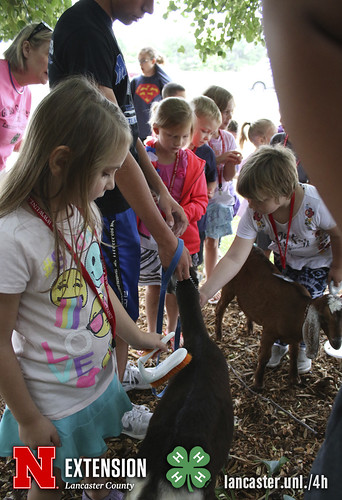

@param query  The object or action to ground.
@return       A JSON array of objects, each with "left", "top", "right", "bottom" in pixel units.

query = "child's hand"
[
  {"left": 199, "top": 289, "right": 209, "bottom": 308},
  {"left": 223, "top": 150, "right": 242, "bottom": 166},
  {"left": 217, "top": 150, "right": 242, "bottom": 166},
  {"left": 133, "top": 333, "right": 169, "bottom": 354},
  {"left": 328, "top": 266, "right": 342, "bottom": 292},
  {"left": 158, "top": 192, "right": 189, "bottom": 237},
  {"left": 18, "top": 414, "right": 61, "bottom": 450}
]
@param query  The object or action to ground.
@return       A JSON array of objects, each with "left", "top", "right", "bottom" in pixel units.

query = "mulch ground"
[{"left": 1, "top": 288, "right": 340, "bottom": 500}]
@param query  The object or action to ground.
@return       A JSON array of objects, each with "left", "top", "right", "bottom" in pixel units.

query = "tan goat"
[{"left": 215, "top": 246, "right": 342, "bottom": 390}]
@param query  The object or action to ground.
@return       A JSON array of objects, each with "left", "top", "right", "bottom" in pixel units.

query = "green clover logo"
[{"left": 166, "top": 446, "right": 211, "bottom": 492}]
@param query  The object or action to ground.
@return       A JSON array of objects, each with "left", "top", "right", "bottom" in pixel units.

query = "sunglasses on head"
[{"left": 27, "top": 21, "right": 52, "bottom": 42}]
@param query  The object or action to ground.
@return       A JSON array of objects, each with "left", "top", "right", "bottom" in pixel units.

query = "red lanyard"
[
  {"left": 27, "top": 196, "right": 116, "bottom": 339},
  {"left": 217, "top": 130, "right": 226, "bottom": 192},
  {"left": 268, "top": 192, "right": 295, "bottom": 270},
  {"left": 167, "top": 151, "right": 180, "bottom": 198}
]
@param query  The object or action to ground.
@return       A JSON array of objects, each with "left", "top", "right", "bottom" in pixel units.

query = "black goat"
[{"left": 127, "top": 277, "right": 234, "bottom": 499}]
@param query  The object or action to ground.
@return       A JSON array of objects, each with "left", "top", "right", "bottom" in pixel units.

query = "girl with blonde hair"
[
  {"left": 0, "top": 76, "right": 167, "bottom": 500},
  {"left": 139, "top": 97, "right": 208, "bottom": 335},
  {"left": 237, "top": 118, "right": 277, "bottom": 256},
  {"left": 239, "top": 118, "right": 277, "bottom": 150}
]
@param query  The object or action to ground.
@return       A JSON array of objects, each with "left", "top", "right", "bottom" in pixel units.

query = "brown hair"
[
  {"left": 237, "top": 145, "right": 298, "bottom": 201},
  {"left": 203, "top": 85, "right": 234, "bottom": 113}
]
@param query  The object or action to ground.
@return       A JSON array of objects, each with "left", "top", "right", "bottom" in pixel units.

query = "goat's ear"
[{"left": 302, "top": 304, "right": 320, "bottom": 358}]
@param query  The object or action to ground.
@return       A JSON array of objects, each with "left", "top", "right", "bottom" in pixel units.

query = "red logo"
[
  {"left": 13, "top": 446, "right": 56, "bottom": 489},
  {"left": 136, "top": 84, "right": 160, "bottom": 104}
]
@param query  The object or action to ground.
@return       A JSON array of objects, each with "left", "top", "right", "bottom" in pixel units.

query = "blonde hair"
[
  {"left": 0, "top": 76, "right": 131, "bottom": 275},
  {"left": 203, "top": 85, "right": 234, "bottom": 113},
  {"left": 4, "top": 23, "right": 52, "bottom": 72},
  {"left": 149, "top": 97, "right": 193, "bottom": 132},
  {"left": 139, "top": 46, "right": 164, "bottom": 65},
  {"left": 237, "top": 145, "right": 298, "bottom": 201},
  {"left": 190, "top": 95, "right": 221, "bottom": 125},
  {"left": 239, "top": 119, "right": 276, "bottom": 149}
]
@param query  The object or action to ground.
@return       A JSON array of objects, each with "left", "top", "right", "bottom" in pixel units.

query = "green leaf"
[
  {"left": 189, "top": 446, "right": 211, "bottom": 467},
  {"left": 167, "top": 446, "right": 188, "bottom": 467},
  {"left": 0, "top": 0, "right": 71, "bottom": 41},
  {"left": 191, "top": 468, "right": 211, "bottom": 488},
  {"left": 165, "top": 0, "right": 263, "bottom": 59},
  {"left": 260, "top": 457, "right": 289, "bottom": 476},
  {"left": 166, "top": 468, "right": 187, "bottom": 488}
]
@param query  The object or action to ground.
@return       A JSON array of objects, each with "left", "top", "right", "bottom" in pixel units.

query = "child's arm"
[
  {"left": 199, "top": 236, "right": 254, "bottom": 306},
  {"left": 108, "top": 287, "right": 169, "bottom": 351},
  {"left": 0, "top": 293, "right": 61, "bottom": 450},
  {"left": 223, "top": 151, "right": 243, "bottom": 181},
  {"left": 327, "top": 225, "right": 342, "bottom": 286},
  {"left": 207, "top": 181, "right": 217, "bottom": 199}
]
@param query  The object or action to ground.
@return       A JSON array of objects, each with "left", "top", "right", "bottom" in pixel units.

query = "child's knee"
[{"left": 205, "top": 237, "right": 218, "bottom": 249}]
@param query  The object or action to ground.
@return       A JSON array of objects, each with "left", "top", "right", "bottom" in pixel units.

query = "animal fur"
[
  {"left": 215, "top": 246, "right": 342, "bottom": 390},
  {"left": 127, "top": 276, "right": 234, "bottom": 499}
]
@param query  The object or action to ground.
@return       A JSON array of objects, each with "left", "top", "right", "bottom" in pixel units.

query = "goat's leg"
[
  {"left": 215, "top": 285, "right": 235, "bottom": 341},
  {"left": 253, "top": 332, "right": 274, "bottom": 391},
  {"left": 288, "top": 342, "right": 300, "bottom": 385}
]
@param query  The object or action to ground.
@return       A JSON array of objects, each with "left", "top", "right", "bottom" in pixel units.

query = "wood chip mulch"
[{"left": 1, "top": 289, "right": 340, "bottom": 500}]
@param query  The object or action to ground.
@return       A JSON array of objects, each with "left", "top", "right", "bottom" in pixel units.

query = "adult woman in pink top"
[{"left": 0, "top": 22, "right": 52, "bottom": 170}]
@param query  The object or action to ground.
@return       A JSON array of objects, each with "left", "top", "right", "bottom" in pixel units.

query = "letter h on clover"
[{"left": 166, "top": 446, "right": 211, "bottom": 492}]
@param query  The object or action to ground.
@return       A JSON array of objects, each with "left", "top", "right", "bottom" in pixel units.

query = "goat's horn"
[{"left": 302, "top": 304, "right": 320, "bottom": 358}]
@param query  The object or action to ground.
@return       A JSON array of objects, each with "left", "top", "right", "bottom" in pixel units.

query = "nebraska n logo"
[{"left": 13, "top": 446, "right": 56, "bottom": 489}]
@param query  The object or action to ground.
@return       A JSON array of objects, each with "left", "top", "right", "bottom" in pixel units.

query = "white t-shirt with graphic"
[
  {"left": 0, "top": 206, "right": 115, "bottom": 420},
  {"left": 237, "top": 184, "right": 336, "bottom": 270}
]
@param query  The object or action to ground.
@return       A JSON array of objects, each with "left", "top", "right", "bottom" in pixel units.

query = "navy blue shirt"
[
  {"left": 131, "top": 65, "right": 171, "bottom": 140},
  {"left": 194, "top": 144, "right": 217, "bottom": 233}
]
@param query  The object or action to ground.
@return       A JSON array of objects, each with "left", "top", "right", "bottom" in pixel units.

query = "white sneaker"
[
  {"left": 297, "top": 348, "right": 312, "bottom": 374},
  {"left": 121, "top": 404, "right": 152, "bottom": 440},
  {"left": 122, "top": 362, "right": 151, "bottom": 392},
  {"left": 266, "top": 344, "right": 289, "bottom": 368}
]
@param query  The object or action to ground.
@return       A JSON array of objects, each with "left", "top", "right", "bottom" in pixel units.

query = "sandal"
[{"left": 208, "top": 291, "right": 221, "bottom": 305}]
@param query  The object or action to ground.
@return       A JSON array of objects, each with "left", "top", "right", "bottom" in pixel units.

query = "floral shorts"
[{"left": 205, "top": 203, "right": 234, "bottom": 240}]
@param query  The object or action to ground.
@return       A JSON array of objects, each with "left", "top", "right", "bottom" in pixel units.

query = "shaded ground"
[{"left": 1, "top": 290, "right": 340, "bottom": 499}]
